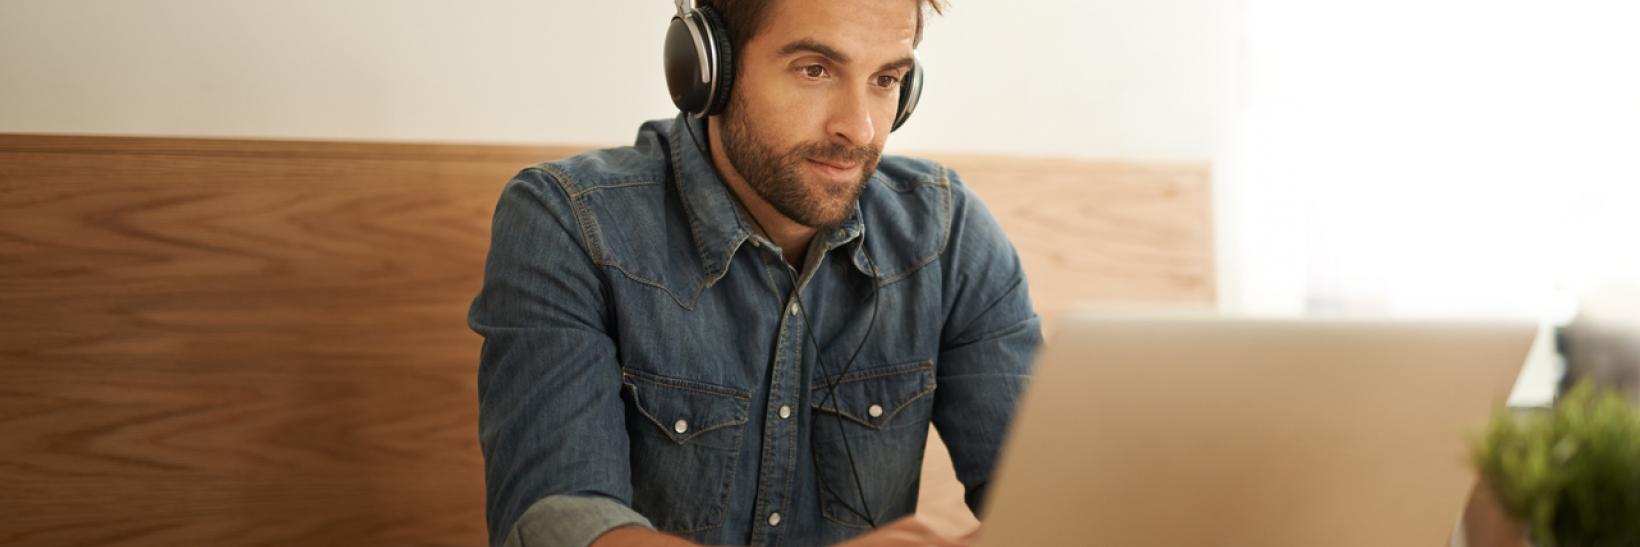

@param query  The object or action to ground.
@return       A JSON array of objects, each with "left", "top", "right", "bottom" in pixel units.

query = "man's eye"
[
  {"left": 800, "top": 65, "right": 828, "bottom": 79},
  {"left": 876, "top": 75, "right": 902, "bottom": 88}
]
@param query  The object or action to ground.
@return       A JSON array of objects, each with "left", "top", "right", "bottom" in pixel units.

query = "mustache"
[{"left": 793, "top": 141, "right": 879, "bottom": 167}]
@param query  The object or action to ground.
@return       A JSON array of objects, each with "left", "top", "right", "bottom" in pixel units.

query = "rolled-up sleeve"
[
  {"left": 469, "top": 168, "right": 652, "bottom": 547},
  {"left": 930, "top": 169, "right": 1044, "bottom": 517},
  {"left": 503, "top": 495, "right": 654, "bottom": 547}
]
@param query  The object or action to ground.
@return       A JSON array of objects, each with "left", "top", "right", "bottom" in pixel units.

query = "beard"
[{"left": 719, "top": 94, "right": 881, "bottom": 228}]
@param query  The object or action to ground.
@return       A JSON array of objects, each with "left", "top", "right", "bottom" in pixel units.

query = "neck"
[{"left": 706, "top": 116, "right": 816, "bottom": 267}]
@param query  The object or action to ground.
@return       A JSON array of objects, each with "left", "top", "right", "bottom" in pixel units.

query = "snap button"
[
  {"left": 868, "top": 404, "right": 884, "bottom": 418},
  {"left": 673, "top": 419, "right": 689, "bottom": 434},
  {"left": 768, "top": 512, "right": 782, "bottom": 526},
  {"left": 788, "top": 302, "right": 799, "bottom": 316},
  {"left": 779, "top": 405, "right": 792, "bottom": 419}
]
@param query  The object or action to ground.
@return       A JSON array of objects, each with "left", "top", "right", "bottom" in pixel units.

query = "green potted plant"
[{"left": 1470, "top": 383, "right": 1640, "bottom": 547}]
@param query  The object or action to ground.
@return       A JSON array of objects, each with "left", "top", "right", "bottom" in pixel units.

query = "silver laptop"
[{"left": 977, "top": 314, "right": 1536, "bottom": 547}]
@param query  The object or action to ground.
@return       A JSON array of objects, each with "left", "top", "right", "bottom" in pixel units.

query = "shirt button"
[
  {"left": 673, "top": 419, "right": 689, "bottom": 434},
  {"left": 788, "top": 302, "right": 799, "bottom": 316},
  {"left": 868, "top": 404, "right": 884, "bottom": 418},
  {"left": 768, "top": 512, "right": 782, "bottom": 526},
  {"left": 779, "top": 405, "right": 792, "bottom": 419}
]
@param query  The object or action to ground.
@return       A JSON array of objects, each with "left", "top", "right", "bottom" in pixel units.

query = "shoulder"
[
  {"left": 501, "top": 118, "right": 675, "bottom": 235},
  {"left": 861, "top": 155, "right": 997, "bottom": 283},
  {"left": 519, "top": 119, "right": 672, "bottom": 200},
  {"left": 493, "top": 121, "right": 710, "bottom": 307},
  {"left": 498, "top": 121, "right": 675, "bottom": 257},
  {"left": 869, "top": 155, "right": 989, "bottom": 223}
]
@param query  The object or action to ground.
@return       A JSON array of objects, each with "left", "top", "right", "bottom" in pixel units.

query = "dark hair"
[{"left": 701, "top": 0, "right": 947, "bottom": 54}]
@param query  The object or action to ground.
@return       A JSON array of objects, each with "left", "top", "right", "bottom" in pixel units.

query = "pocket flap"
[
  {"left": 623, "top": 369, "right": 751, "bottom": 444},
  {"left": 810, "top": 360, "right": 935, "bottom": 430}
]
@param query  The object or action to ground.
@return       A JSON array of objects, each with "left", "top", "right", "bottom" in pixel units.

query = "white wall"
[
  {"left": 1219, "top": 0, "right": 1640, "bottom": 406},
  {"left": 0, "top": 0, "right": 1226, "bottom": 162},
  {"left": 1220, "top": 0, "right": 1640, "bottom": 320}
]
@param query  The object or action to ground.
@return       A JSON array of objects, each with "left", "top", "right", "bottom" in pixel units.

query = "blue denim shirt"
[{"left": 469, "top": 114, "right": 1041, "bottom": 547}]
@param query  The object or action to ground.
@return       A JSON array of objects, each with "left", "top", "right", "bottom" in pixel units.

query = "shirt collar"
[{"left": 667, "top": 113, "right": 875, "bottom": 280}]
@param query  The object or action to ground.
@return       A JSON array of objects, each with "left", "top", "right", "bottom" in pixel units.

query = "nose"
[{"left": 824, "top": 85, "right": 877, "bottom": 148}]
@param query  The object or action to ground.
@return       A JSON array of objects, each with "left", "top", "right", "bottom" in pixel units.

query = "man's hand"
[
  {"left": 835, "top": 514, "right": 975, "bottom": 547},
  {"left": 589, "top": 526, "right": 698, "bottom": 547}
]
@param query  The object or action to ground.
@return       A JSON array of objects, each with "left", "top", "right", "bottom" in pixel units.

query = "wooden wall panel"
[
  {"left": 933, "top": 155, "right": 1216, "bottom": 330},
  {"left": 0, "top": 136, "right": 566, "bottom": 547},
  {"left": 0, "top": 134, "right": 1212, "bottom": 546}
]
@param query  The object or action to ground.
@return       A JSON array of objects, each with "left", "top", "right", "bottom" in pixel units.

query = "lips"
[
  {"left": 806, "top": 158, "right": 860, "bottom": 178},
  {"left": 809, "top": 158, "right": 857, "bottom": 169}
]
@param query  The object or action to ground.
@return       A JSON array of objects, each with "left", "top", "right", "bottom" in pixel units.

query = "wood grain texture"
[
  {"left": 0, "top": 134, "right": 1212, "bottom": 545},
  {"left": 0, "top": 135, "right": 567, "bottom": 547},
  {"left": 933, "top": 154, "right": 1216, "bottom": 329}
]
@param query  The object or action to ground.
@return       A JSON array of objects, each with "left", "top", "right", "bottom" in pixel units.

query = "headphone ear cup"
[
  {"left": 663, "top": 13, "right": 711, "bottom": 115},
  {"left": 892, "top": 56, "right": 924, "bottom": 132},
  {"left": 696, "top": 6, "right": 735, "bottom": 116}
]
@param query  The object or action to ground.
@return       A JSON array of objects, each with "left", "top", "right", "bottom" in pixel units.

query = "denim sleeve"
[
  {"left": 469, "top": 168, "right": 652, "bottom": 547},
  {"left": 503, "top": 495, "right": 655, "bottom": 547},
  {"left": 930, "top": 168, "right": 1045, "bottom": 517}
]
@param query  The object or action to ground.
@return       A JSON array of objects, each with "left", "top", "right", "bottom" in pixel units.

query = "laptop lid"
[{"left": 977, "top": 315, "right": 1535, "bottom": 547}]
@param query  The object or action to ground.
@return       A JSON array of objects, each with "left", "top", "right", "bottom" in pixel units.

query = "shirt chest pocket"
[
  {"left": 809, "top": 360, "right": 937, "bottom": 528},
  {"left": 621, "top": 369, "right": 750, "bottom": 534}
]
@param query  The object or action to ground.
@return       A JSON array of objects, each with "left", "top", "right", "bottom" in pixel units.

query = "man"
[{"left": 468, "top": 0, "right": 1040, "bottom": 545}]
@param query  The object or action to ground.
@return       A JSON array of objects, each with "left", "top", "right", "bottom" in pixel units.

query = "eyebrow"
[{"left": 777, "top": 38, "right": 915, "bottom": 74}]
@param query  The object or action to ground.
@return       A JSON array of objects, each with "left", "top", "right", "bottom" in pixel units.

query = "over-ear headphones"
[{"left": 663, "top": 0, "right": 923, "bottom": 132}]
